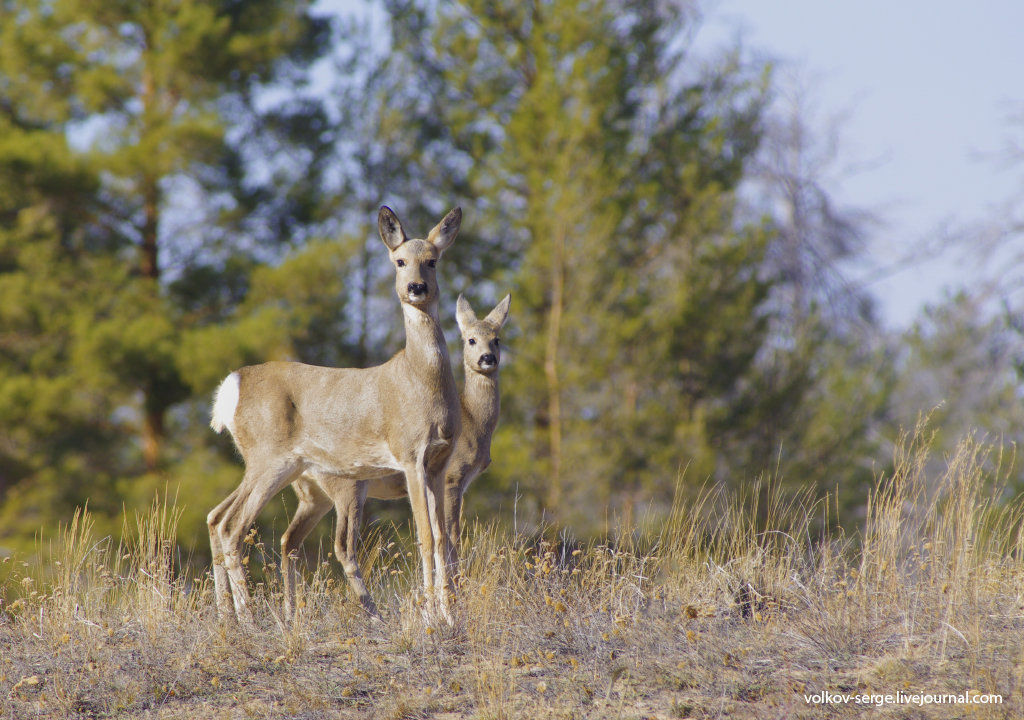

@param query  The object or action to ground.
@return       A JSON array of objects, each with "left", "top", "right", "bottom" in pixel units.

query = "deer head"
[
  {"left": 379, "top": 206, "right": 461, "bottom": 307},
  {"left": 456, "top": 293, "right": 511, "bottom": 374}
]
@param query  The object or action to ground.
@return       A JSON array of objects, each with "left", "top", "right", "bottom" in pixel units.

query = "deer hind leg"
[
  {"left": 443, "top": 481, "right": 463, "bottom": 580},
  {"left": 208, "top": 488, "right": 240, "bottom": 619},
  {"left": 333, "top": 480, "right": 381, "bottom": 620},
  {"left": 366, "top": 472, "right": 408, "bottom": 500},
  {"left": 281, "top": 476, "right": 333, "bottom": 621},
  {"left": 215, "top": 459, "right": 304, "bottom": 624}
]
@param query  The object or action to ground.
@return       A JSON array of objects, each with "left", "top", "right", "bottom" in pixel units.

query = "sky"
[
  {"left": 315, "top": 0, "right": 1024, "bottom": 328},
  {"left": 674, "top": 1, "right": 1024, "bottom": 327}
]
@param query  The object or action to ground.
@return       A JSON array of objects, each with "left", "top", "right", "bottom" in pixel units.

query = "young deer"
[
  {"left": 281, "top": 294, "right": 510, "bottom": 618},
  {"left": 208, "top": 206, "right": 462, "bottom": 624}
]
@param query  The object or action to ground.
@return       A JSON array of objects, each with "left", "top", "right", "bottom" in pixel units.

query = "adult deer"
[
  {"left": 208, "top": 206, "right": 462, "bottom": 624},
  {"left": 281, "top": 293, "right": 510, "bottom": 618}
]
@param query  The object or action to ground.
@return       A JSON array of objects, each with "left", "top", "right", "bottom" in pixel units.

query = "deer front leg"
[
  {"left": 333, "top": 480, "right": 381, "bottom": 620},
  {"left": 403, "top": 460, "right": 433, "bottom": 595},
  {"left": 424, "top": 464, "right": 452, "bottom": 620},
  {"left": 403, "top": 457, "right": 450, "bottom": 622},
  {"left": 419, "top": 462, "right": 452, "bottom": 626},
  {"left": 281, "top": 477, "right": 333, "bottom": 621}
]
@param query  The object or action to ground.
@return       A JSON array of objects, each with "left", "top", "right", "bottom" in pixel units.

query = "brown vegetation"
[{"left": 1, "top": 434, "right": 1022, "bottom": 719}]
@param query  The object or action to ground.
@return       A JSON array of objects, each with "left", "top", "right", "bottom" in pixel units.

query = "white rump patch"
[{"left": 210, "top": 372, "right": 240, "bottom": 436}]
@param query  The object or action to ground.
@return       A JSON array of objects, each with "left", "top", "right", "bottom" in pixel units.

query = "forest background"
[{"left": 2, "top": 0, "right": 1023, "bottom": 564}]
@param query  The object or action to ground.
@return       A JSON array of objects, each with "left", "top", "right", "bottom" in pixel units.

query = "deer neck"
[
  {"left": 402, "top": 302, "right": 453, "bottom": 382},
  {"left": 462, "top": 365, "right": 500, "bottom": 435}
]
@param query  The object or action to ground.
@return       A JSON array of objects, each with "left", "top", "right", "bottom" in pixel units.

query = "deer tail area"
[{"left": 210, "top": 371, "right": 240, "bottom": 436}]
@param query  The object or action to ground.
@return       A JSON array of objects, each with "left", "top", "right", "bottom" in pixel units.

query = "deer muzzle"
[{"left": 407, "top": 282, "right": 429, "bottom": 302}]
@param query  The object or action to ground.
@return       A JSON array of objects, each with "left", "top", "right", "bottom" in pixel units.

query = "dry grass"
[{"left": 2, "top": 433, "right": 1024, "bottom": 719}]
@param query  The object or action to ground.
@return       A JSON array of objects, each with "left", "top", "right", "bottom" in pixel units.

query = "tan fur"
[
  {"left": 208, "top": 207, "right": 462, "bottom": 624},
  {"left": 282, "top": 294, "right": 510, "bottom": 614}
]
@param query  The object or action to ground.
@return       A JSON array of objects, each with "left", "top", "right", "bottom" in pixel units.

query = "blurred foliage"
[
  {"left": 891, "top": 292, "right": 1024, "bottom": 495},
  {"left": 0, "top": 0, "right": 338, "bottom": 552},
  {"left": 1, "top": 0, "right": 1020, "bottom": 562},
  {"left": 368, "top": 0, "right": 893, "bottom": 533}
]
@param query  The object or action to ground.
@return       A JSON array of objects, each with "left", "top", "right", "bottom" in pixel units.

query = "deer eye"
[
  {"left": 468, "top": 338, "right": 476, "bottom": 346},
  {"left": 396, "top": 259, "right": 406, "bottom": 267},
  {"left": 495, "top": 338, "right": 500, "bottom": 346},
  {"left": 427, "top": 260, "right": 436, "bottom": 268}
]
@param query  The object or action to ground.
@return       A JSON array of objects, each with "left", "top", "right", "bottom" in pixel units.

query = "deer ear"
[
  {"left": 378, "top": 206, "right": 407, "bottom": 251},
  {"left": 426, "top": 207, "right": 461, "bottom": 254},
  {"left": 485, "top": 294, "right": 511, "bottom": 329},
  {"left": 455, "top": 293, "right": 476, "bottom": 332}
]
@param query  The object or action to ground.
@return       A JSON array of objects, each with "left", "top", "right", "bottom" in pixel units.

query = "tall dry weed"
[{"left": 1, "top": 431, "right": 1022, "bottom": 718}]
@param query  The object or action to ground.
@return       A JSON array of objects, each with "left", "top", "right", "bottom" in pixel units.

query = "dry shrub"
[{"left": 1, "top": 431, "right": 1022, "bottom": 718}]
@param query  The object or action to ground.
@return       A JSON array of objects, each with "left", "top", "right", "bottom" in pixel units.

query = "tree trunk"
[
  {"left": 544, "top": 221, "right": 565, "bottom": 518},
  {"left": 141, "top": 174, "right": 162, "bottom": 471},
  {"left": 140, "top": 177, "right": 159, "bottom": 281},
  {"left": 142, "top": 406, "right": 164, "bottom": 472}
]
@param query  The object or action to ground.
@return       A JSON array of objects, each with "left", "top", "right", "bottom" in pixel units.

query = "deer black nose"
[
  {"left": 479, "top": 353, "right": 497, "bottom": 367},
  {"left": 408, "top": 282, "right": 428, "bottom": 297}
]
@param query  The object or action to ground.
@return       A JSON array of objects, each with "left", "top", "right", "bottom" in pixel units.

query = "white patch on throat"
[
  {"left": 402, "top": 302, "right": 436, "bottom": 323},
  {"left": 402, "top": 304, "right": 445, "bottom": 360}
]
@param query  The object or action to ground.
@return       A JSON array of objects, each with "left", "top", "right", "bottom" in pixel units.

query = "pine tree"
[
  {"left": 378, "top": 0, "right": 776, "bottom": 531},
  {"left": 0, "top": 0, "right": 332, "bottom": 549},
  {"left": 53, "top": 0, "right": 328, "bottom": 468},
  {"left": 1, "top": 2, "right": 112, "bottom": 535}
]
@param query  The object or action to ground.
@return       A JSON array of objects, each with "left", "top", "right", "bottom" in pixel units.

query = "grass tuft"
[{"left": 2, "top": 433, "right": 1023, "bottom": 717}]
